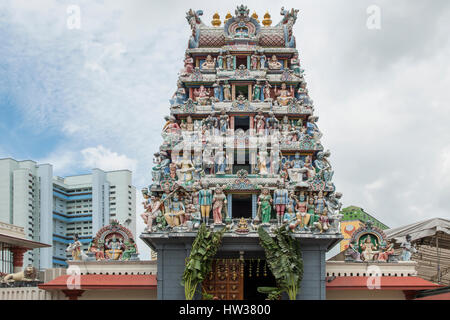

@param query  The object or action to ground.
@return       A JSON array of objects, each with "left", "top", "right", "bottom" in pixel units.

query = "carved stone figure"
[
  {"left": 251, "top": 51, "right": 259, "bottom": 70},
  {"left": 400, "top": 234, "right": 417, "bottom": 261},
  {"left": 193, "top": 85, "right": 211, "bottom": 105},
  {"left": 2, "top": 265, "right": 37, "bottom": 283},
  {"left": 201, "top": 54, "right": 216, "bottom": 70},
  {"left": 219, "top": 110, "right": 229, "bottom": 134},
  {"left": 268, "top": 55, "right": 282, "bottom": 70},
  {"left": 263, "top": 81, "right": 272, "bottom": 101},
  {"left": 213, "top": 80, "right": 222, "bottom": 102},
  {"left": 273, "top": 181, "right": 289, "bottom": 225},
  {"left": 223, "top": 81, "right": 231, "bottom": 101},
  {"left": 177, "top": 152, "right": 195, "bottom": 185},
  {"left": 254, "top": 111, "right": 266, "bottom": 135},
  {"left": 360, "top": 236, "right": 379, "bottom": 261},
  {"left": 212, "top": 186, "right": 227, "bottom": 224},
  {"left": 257, "top": 186, "right": 272, "bottom": 224},
  {"left": 199, "top": 181, "right": 213, "bottom": 225},
  {"left": 259, "top": 51, "right": 266, "bottom": 69},
  {"left": 252, "top": 81, "right": 262, "bottom": 101},
  {"left": 266, "top": 112, "right": 279, "bottom": 132},
  {"left": 182, "top": 53, "right": 194, "bottom": 75},
  {"left": 274, "top": 82, "right": 293, "bottom": 106},
  {"left": 66, "top": 234, "right": 87, "bottom": 261}
]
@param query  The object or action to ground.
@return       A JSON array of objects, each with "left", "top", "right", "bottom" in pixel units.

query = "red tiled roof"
[
  {"left": 415, "top": 292, "right": 450, "bottom": 300},
  {"left": 39, "top": 274, "right": 157, "bottom": 290},
  {"left": 326, "top": 276, "right": 442, "bottom": 291}
]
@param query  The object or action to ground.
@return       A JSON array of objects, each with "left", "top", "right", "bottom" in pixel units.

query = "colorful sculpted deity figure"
[
  {"left": 88, "top": 239, "right": 105, "bottom": 261},
  {"left": 268, "top": 55, "right": 282, "bottom": 70},
  {"left": 290, "top": 53, "right": 303, "bottom": 76},
  {"left": 251, "top": 50, "right": 259, "bottom": 70},
  {"left": 165, "top": 193, "right": 185, "bottom": 227},
  {"left": 254, "top": 111, "right": 266, "bottom": 135},
  {"left": 162, "top": 116, "right": 181, "bottom": 135},
  {"left": 145, "top": 195, "right": 162, "bottom": 231},
  {"left": 294, "top": 191, "right": 310, "bottom": 230},
  {"left": 223, "top": 80, "right": 231, "bottom": 101},
  {"left": 186, "top": 116, "right": 194, "bottom": 131},
  {"left": 307, "top": 196, "right": 319, "bottom": 228},
  {"left": 199, "top": 181, "right": 213, "bottom": 225},
  {"left": 201, "top": 54, "right": 216, "bottom": 70},
  {"left": 122, "top": 238, "right": 137, "bottom": 261},
  {"left": 296, "top": 82, "right": 309, "bottom": 104},
  {"left": 306, "top": 116, "right": 322, "bottom": 143},
  {"left": 266, "top": 112, "right": 279, "bottom": 132},
  {"left": 252, "top": 81, "right": 262, "bottom": 101},
  {"left": 202, "top": 146, "right": 214, "bottom": 174},
  {"left": 193, "top": 85, "right": 211, "bottom": 105},
  {"left": 213, "top": 80, "right": 222, "bottom": 102},
  {"left": 217, "top": 50, "right": 224, "bottom": 69},
  {"left": 259, "top": 51, "right": 266, "bottom": 69},
  {"left": 400, "top": 234, "right": 416, "bottom": 261},
  {"left": 67, "top": 234, "right": 83, "bottom": 261},
  {"left": 257, "top": 150, "right": 269, "bottom": 175},
  {"left": 283, "top": 206, "right": 296, "bottom": 224},
  {"left": 288, "top": 152, "right": 306, "bottom": 183},
  {"left": 314, "top": 207, "right": 330, "bottom": 234},
  {"left": 287, "top": 191, "right": 297, "bottom": 214},
  {"left": 105, "top": 235, "right": 124, "bottom": 260},
  {"left": 215, "top": 150, "right": 227, "bottom": 174},
  {"left": 281, "top": 115, "right": 291, "bottom": 133},
  {"left": 315, "top": 150, "right": 333, "bottom": 185},
  {"left": 257, "top": 186, "right": 272, "bottom": 224},
  {"left": 303, "top": 156, "right": 316, "bottom": 181},
  {"left": 169, "top": 162, "right": 177, "bottom": 180},
  {"left": 182, "top": 53, "right": 194, "bottom": 75},
  {"left": 177, "top": 152, "right": 195, "bottom": 185},
  {"left": 360, "top": 236, "right": 379, "bottom": 261},
  {"left": 377, "top": 241, "right": 395, "bottom": 262},
  {"left": 274, "top": 83, "right": 293, "bottom": 106},
  {"left": 346, "top": 240, "right": 362, "bottom": 262},
  {"left": 212, "top": 186, "right": 227, "bottom": 224},
  {"left": 219, "top": 110, "right": 229, "bottom": 135},
  {"left": 171, "top": 80, "right": 187, "bottom": 106},
  {"left": 263, "top": 81, "right": 272, "bottom": 101},
  {"left": 315, "top": 191, "right": 326, "bottom": 215},
  {"left": 273, "top": 181, "right": 289, "bottom": 225},
  {"left": 225, "top": 51, "right": 234, "bottom": 70}
]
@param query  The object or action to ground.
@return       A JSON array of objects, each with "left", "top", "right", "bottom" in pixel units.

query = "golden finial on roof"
[
  {"left": 251, "top": 12, "right": 259, "bottom": 23},
  {"left": 212, "top": 12, "right": 221, "bottom": 26},
  {"left": 224, "top": 12, "right": 232, "bottom": 24},
  {"left": 262, "top": 11, "right": 272, "bottom": 26}
]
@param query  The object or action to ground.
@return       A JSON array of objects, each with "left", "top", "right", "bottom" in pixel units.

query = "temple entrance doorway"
[
  {"left": 232, "top": 194, "right": 252, "bottom": 219},
  {"left": 244, "top": 259, "right": 277, "bottom": 300}
]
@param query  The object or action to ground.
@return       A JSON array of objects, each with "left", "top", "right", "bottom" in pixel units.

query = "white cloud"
[{"left": 81, "top": 145, "right": 137, "bottom": 172}]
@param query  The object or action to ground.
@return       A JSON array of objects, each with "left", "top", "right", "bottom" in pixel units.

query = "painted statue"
[
  {"left": 273, "top": 181, "right": 289, "bottom": 225},
  {"left": 105, "top": 235, "right": 124, "bottom": 260},
  {"left": 121, "top": 238, "right": 137, "bottom": 261},
  {"left": 193, "top": 85, "right": 211, "bottom": 105},
  {"left": 251, "top": 51, "right": 259, "bottom": 70},
  {"left": 66, "top": 234, "right": 84, "bottom": 261},
  {"left": 213, "top": 80, "right": 222, "bottom": 102},
  {"left": 314, "top": 208, "right": 330, "bottom": 234},
  {"left": 182, "top": 53, "right": 194, "bottom": 75},
  {"left": 400, "top": 234, "right": 417, "bottom": 261},
  {"left": 199, "top": 181, "right": 213, "bottom": 225},
  {"left": 219, "top": 110, "right": 229, "bottom": 134},
  {"left": 263, "top": 81, "right": 271, "bottom": 101},
  {"left": 165, "top": 193, "right": 185, "bottom": 227},
  {"left": 223, "top": 81, "right": 231, "bottom": 101},
  {"left": 377, "top": 241, "right": 395, "bottom": 262},
  {"left": 201, "top": 54, "right": 216, "bottom": 70},
  {"left": 360, "top": 236, "right": 379, "bottom": 261},
  {"left": 257, "top": 186, "right": 272, "bottom": 224},
  {"left": 254, "top": 111, "right": 266, "bottom": 135},
  {"left": 212, "top": 186, "right": 227, "bottom": 224},
  {"left": 252, "top": 82, "right": 262, "bottom": 101},
  {"left": 274, "top": 83, "right": 293, "bottom": 106},
  {"left": 295, "top": 191, "right": 310, "bottom": 230},
  {"left": 143, "top": 195, "right": 162, "bottom": 231},
  {"left": 268, "top": 55, "right": 282, "bottom": 70},
  {"left": 257, "top": 150, "right": 269, "bottom": 175},
  {"left": 290, "top": 53, "right": 303, "bottom": 76},
  {"left": 177, "top": 152, "right": 195, "bottom": 185},
  {"left": 259, "top": 51, "right": 266, "bottom": 69}
]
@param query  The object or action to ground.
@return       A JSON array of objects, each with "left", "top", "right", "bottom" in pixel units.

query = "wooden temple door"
[{"left": 203, "top": 259, "right": 244, "bottom": 300}]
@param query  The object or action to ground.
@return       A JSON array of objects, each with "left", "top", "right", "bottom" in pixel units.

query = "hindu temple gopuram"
[{"left": 140, "top": 5, "right": 344, "bottom": 300}]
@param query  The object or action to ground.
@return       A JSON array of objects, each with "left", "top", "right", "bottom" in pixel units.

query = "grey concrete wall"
[{"left": 144, "top": 235, "right": 339, "bottom": 300}]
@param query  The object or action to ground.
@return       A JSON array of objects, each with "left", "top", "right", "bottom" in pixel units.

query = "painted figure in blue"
[
  {"left": 219, "top": 110, "right": 229, "bottom": 135},
  {"left": 225, "top": 50, "right": 233, "bottom": 70},
  {"left": 213, "top": 80, "right": 222, "bottom": 102},
  {"left": 199, "top": 181, "right": 213, "bottom": 225},
  {"left": 400, "top": 234, "right": 417, "bottom": 261},
  {"left": 259, "top": 50, "right": 266, "bottom": 69},
  {"left": 217, "top": 50, "right": 224, "bottom": 69},
  {"left": 314, "top": 191, "right": 326, "bottom": 215}
]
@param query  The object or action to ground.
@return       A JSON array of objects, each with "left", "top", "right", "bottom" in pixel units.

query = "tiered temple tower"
[{"left": 141, "top": 5, "right": 343, "bottom": 300}]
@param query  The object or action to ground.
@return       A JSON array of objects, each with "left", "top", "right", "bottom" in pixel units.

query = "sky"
[{"left": 1, "top": 0, "right": 450, "bottom": 259}]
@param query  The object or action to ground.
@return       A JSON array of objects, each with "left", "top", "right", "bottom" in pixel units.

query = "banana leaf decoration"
[
  {"left": 258, "top": 225, "right": 303, "bottom": 300},
  {"left": 181, "top": 223, "right": 226, "bottom": 300}
]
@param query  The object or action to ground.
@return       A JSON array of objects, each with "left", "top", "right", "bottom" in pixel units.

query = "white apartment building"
[{"left": 0, "top": 158, "right": 136, "bottom": 270}]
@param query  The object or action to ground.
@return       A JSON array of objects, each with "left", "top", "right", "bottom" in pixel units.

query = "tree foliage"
[
  {"left": 182, "top": 224, "right": 226, "bottom": 300},
  {"left": 258, "top": 225, "right": 303, "bottom": 300}
]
